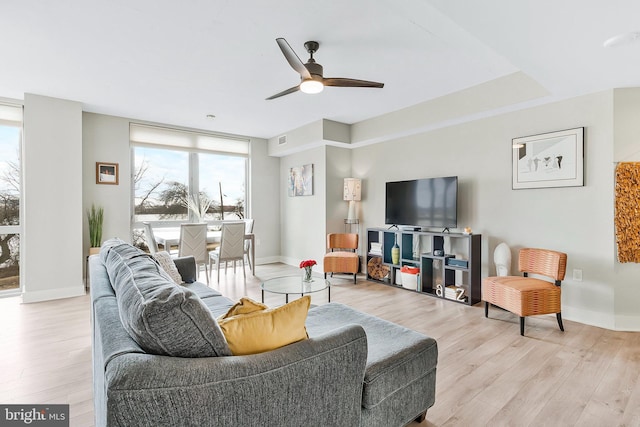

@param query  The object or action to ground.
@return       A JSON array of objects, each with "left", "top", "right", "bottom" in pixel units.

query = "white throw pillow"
[{"left": 153, "top": 251, "right": 183, "bottom": 285}]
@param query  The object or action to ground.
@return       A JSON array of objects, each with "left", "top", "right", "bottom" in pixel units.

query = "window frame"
[{"left": 129, "top": 123, "right": 250, "bottom": 231}]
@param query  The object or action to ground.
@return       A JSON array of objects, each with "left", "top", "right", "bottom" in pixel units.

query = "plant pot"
[{"left": 89, "top": 247, "right": 101, "bottom": 255}]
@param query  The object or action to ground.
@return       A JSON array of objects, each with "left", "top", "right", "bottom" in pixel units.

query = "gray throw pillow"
[{"left": 100, "top": 238, "right": 231, "bottom": 357}]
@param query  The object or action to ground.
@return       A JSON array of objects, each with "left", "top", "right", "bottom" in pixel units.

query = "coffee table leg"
[
  {"left": 286, "top": 294, "right": 289, "bottom": 303},
  {"left": 261, "top": 289, "right": 264, "bottom": 303},
  {"left": 328, "top": 286, "right": 331, "bottom": 302}
]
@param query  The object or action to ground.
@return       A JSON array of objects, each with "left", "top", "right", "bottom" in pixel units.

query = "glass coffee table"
[{"left": 261, "top": 276, "right": 331, "bottom": 303}]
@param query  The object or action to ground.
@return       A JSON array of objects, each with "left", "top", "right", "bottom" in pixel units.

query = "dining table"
[{"left": 153, "top": 226, "right": 255, "bottom": 276}]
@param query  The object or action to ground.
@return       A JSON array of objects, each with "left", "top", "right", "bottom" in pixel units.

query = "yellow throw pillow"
[
  {"left": 218, "top": 296, "right": 311, "bottom": 356},
  {"left": 218, "top": 297, "right": 268, "bottom": 321}
]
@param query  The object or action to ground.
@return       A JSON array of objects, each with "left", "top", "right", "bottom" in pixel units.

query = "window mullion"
[{"left": 189, "top": 152, "right": 199, "bottom": 222}]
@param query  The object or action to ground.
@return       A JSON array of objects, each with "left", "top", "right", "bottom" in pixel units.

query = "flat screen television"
[{"left": 385, "top": 176, "right": 458, "bottom": 229}]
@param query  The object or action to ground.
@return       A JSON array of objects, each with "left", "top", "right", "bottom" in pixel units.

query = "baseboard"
[
  {"left": 614, "top": 314, "right": 640, "bottom": 331},
  {"left": 22, "top": 285, "right": 86, "bottom": 303},
  {"left": 563, "top": 305, "right": 615, "bottom": 330},
  {"left": 255, "top": 256, "right": 283, "bottom": 265}
]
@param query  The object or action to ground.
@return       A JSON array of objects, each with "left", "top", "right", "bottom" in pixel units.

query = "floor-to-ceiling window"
[
  {"left": 0, "top": 103, "right": 22, "bottom": 295},
  {"left": 130, "top": 123, "right": 249, "bottom": 250}
]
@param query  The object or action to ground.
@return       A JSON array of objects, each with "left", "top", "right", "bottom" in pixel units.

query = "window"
[
  {"left": 130, "top": 124, "right": 249, "bottom": 249},
  {"left": 0, "top": 103, "right": 22, "bottom": 294}
]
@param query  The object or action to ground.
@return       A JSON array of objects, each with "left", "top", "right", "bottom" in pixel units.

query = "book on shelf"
[{"left": 369, "top": 242, "right": 383, "bottom": 256}]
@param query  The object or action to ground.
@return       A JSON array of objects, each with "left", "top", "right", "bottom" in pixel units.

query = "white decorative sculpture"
[{"left": 494, "top": 242, "right": 512, "bottom": 276}]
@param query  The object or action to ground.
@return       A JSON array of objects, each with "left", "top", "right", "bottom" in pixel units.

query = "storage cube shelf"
[{"left": 366, "top": 228, "right": 482, "bottom": 306}]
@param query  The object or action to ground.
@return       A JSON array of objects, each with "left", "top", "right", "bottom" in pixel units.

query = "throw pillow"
[
  {"left": 218, "top": 297, "right": 268, "bottom": 321},
  {"left": 153, "top": 251, "right": 183, "bottom": 285},
  {"left": 218, "top": 296, "right": 311, "bottom": 356}
]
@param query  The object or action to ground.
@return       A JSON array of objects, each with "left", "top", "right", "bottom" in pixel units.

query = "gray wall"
[{"left": 353, "top": 90, "right": 622, "bottom": 329}]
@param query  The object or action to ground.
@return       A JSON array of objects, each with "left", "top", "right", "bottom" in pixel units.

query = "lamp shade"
[{"left": 343, "top": 178, "right": 361, "bottom": 201}]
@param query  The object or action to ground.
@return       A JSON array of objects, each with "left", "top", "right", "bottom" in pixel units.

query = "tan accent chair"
[
  {"left": 323, "top": 233, "right": 359, "bottom": 284},
  {"left": 483, "top": 248, "right": 567, "bottom": 336}
]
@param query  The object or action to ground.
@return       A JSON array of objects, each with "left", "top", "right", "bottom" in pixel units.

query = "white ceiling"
[{"left": 2, "top": 0, "right": 640, "bottom": 139}]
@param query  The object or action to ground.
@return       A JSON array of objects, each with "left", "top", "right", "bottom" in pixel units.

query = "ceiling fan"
[{"left": 266, "top": 38, "right": 384, "bottom": 100}]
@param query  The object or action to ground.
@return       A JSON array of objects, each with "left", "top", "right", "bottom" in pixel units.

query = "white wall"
[
  {"left": 82, "top": 113, "right": 132, "bottom": 250},
  {"left": 353, "top": 90, "right": 622, "bottom": 329},
  {"left": 612, "top": 88, "right": 640, "bottom": 329},
  {"left": 280, "top": 146, "right": 327, "bottom": 270},
  {"left": 248, "top": 136, "right": 281, "bottom": 263},
  {"left": 326, "top": 146, "right": 352, "bottom": 235},
  {"left": 22, "top": 94, "right": 85, "bottom": 303}
]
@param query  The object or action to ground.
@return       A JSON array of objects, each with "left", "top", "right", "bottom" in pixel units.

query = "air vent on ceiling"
[{"left": 278, "top": 135, "right": 287, "bottom": 145}]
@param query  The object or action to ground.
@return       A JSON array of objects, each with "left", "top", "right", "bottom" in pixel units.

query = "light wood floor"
[{"left": 1, "top": 262, "right": 640, "bottom": 427}]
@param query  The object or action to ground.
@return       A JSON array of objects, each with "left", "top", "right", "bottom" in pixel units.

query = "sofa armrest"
[
  {"left": 172, "top": 256, "right": 197, "bottom": 283},
  {"left": 104, "top": 324, "right": 368, "bottom": 427}
]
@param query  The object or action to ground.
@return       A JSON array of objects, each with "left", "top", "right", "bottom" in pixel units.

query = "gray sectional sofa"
[{"left": 90, "top": 239, "right": 438, "bottom": 426}]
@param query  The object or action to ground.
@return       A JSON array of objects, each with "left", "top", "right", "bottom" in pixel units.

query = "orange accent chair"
[
  {"left": 483, "top": 248, "right": 567, "bottom": 336},
  {"left": 323, "top": 233, "right": 359, "bottom": 284}
]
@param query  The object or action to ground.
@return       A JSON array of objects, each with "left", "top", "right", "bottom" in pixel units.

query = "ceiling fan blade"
[
  {"left": 265, "top": 85, "right": 300, "bottom": 100},
  {"left": 323, "top": 78, "right": 384, "bottom": 88},
  {"left": 276, "top": 38, "right": 311, "bottom": 79}
]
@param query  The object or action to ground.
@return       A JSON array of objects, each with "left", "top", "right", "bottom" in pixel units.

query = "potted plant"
[{"left": 87, "top": 204, "right": 104, "bottom": 255}]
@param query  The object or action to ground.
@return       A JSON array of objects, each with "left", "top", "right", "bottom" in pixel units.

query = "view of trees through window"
[
  {"left": 132, "top": 145, "right": 247, "bottom": 249},
  {"left": 0, "top": 119, "right": 21, "bottom": 292}
]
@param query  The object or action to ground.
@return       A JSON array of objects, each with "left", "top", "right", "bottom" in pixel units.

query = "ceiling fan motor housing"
[{"left": 304, "top": 61, "right": 323, "bottom": 79}]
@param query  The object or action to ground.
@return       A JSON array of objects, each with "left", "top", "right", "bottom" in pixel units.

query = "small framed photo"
[
  {"left": 96, "top": 162, "right": 119, "bottom": 185},
  {"left": 512, "top": 127, "right": 584, "bottom": 189}
]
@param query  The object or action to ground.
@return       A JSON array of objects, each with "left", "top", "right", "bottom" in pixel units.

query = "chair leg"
[
  {"left": 557, "top": 313, "right": 564, "bottom": 331},
  {"left": 204, "top": 264, "right": 209, "bottom": 285},
  {"left": 217, "top": 261, "right": 221, "bottom": 282},
  {"left": 324, "top": 272, "right": 327, "bottom": 279},
  {"left": 353, "top": 273, "right": 357, "bottom": 284},
  {"left": 520, "top": 317, "right": 525, "bottom": 336},
  {"left": 484, "top": 301, "right": 489, "bottom": 318}
]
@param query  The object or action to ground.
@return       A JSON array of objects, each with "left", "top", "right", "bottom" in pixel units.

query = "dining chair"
[
  {"left": 209, "top": 222, "right": 246, "bottom": 283},
  {"left": 143, "top": 222, "right": 159, "bottom": 254},
  {"left": 178, "top": 223, "right": 209, "bottom": 284},
  {"left": 244, "top": 219, "right": 255, "bottom": 270}
]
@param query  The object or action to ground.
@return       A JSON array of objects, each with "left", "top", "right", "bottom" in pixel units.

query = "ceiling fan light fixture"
[
  {"left": 300, "top": 79, "right": 324, "bottom": 94},
  {"left": 603, "top": 31, "right": 640, "bottom": 48}
]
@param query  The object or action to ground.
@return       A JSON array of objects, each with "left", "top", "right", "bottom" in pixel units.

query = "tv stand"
[{"left": 366, "top": 227, "right": 481, "bottom": 306}]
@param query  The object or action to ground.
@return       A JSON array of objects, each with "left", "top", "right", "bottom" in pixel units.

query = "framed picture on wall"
[
  {"left": 288, "top": 164, "right": 313, "bottom": 196},
  {"left": 512, "top": 127, "right": 584, "bottom": 189},
  {"left": 96, "top": 162, "right": 119, "bottom": 185}
]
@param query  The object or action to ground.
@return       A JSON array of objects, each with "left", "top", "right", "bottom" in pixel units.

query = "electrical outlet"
[{"left": 573, "top": 269, "right": 583, "bottom": 281}]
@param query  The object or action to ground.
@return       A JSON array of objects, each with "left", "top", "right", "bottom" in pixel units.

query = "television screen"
[{"left": 385, "top": 176, "right": 458, "bottom": 229}]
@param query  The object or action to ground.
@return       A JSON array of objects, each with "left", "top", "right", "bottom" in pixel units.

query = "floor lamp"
[{"left": 343, "top": 178, "right": 362, "bottom": 222}]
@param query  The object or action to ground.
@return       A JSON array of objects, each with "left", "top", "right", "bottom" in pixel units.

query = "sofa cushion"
[
  {"left": 306, "top": 303, "right": 438, "bottom": 409},
  {"left": 100, "top": 238, "right": 231, "bottom": 357},
  {"left": 218, "top": 296, "right": 311, "bottom": 356}
]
